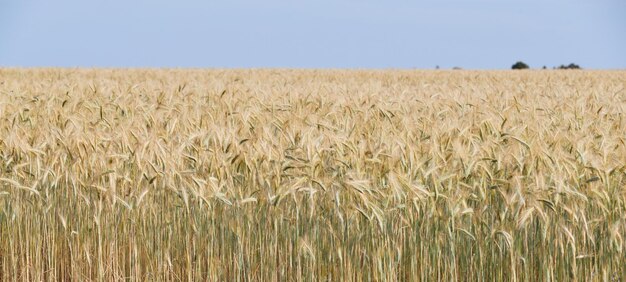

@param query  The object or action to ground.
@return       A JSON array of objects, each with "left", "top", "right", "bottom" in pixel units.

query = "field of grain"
[{"left": 0, "top": 69, "right": 625, "bottom": 281}]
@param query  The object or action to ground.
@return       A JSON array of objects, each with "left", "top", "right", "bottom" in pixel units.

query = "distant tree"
[
  {"left": 557, "top": 63, "right": 581, "bottom": 69},
  {"left": 542, "top": 66, "right": 547, "bottom": 70},
  {"left": 512, "top": 61, "right": 529, "bottom": 70}
]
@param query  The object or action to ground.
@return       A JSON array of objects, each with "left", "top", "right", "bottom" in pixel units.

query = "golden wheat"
[{"left": 0, "top": 68, "right": 625, "bottom": 281}]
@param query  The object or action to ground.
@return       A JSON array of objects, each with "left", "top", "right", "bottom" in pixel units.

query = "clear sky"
[{"left": 1, "top": 0, "right": 624, "bottom": 69}]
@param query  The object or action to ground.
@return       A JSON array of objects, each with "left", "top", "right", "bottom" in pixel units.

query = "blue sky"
[{"left": 1, "top": 0, "right": 624, "bottom": 69}]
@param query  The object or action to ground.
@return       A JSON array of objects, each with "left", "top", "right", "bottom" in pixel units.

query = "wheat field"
[{"left": 0, "top": 69, "right": 625, "bottom": 281}]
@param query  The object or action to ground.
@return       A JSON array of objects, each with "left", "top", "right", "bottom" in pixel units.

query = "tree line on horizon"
[
  {"left": 511, "top": 61, "right": 581, "bottom": 70},
  {"left": 436, "top": 62, "right": 583, "bottom": 70}
]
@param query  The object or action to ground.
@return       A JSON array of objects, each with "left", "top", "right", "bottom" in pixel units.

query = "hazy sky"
[{"left": 1, "top": 0, "right": 624, "bottom": 69}]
